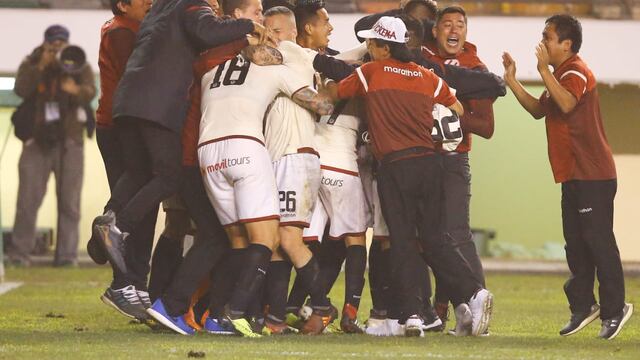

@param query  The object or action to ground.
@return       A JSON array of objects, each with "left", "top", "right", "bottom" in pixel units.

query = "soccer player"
[
  {"left": 293, "top": 0, "right": 370, "bottom": 333},
  {"left": 260, "top": 6, "right": 337, "bottom": 335},
  {"left": 196, "top": 38, "right": 333, "bottom": 337},
  {"left": 502, "top": 14, "right": 633, "bottom": 340},
  {"left": 422, "top": 6, "right": 494, "bottom": 329},
  {"left": 93, "top": 0, "right": 154, "bottom": 320},
  {"left": 91, "top": 0, "right": 271, "bottom": 276},
  {"left": 324, "top": 16, "right": 493, "bottom": 337},
  {"left": 145, "top": 0, "right": 283, "bottom": 336}
]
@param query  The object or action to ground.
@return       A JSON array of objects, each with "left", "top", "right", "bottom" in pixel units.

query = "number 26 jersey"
[{"left": 199, "top": 48, "right": 309, "bottom": 146}]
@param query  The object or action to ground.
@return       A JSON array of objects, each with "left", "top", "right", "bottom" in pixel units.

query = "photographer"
[{"left": 7, "top": 25, "right": 96, "bottom": 267}]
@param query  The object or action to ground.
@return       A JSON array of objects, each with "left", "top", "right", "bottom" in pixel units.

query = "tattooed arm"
[
  {"left": 241, "top": 45, "right": 283, "bottom": 66},
  {"left": 291, "top": 87, "right": 335, "bottom": 116}
]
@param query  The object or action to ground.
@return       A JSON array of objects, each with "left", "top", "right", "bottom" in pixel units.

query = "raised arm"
[
  {"left": 292, "top": 87, "right": 335, "bottom": 116},
  {"left": 535, "top": 43, "right": 577, "bottom": 114},
  {"left": 241, "top": 44, "right": 283, "bottom": 66},
  {"left": 502, "top": 52, "right": 545, "bottom": 119},
  {"left": 182, "top": 0, "right": 256, "bottom": 49}
]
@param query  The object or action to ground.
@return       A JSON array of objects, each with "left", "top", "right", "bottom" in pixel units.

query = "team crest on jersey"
[{"left": 444, "top": 59, "right": 460, "bottom": 66}]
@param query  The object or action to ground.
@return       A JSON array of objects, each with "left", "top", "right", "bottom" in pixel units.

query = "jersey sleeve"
[
  {"left": 276, "top": 66, "right": 309, "bottom": 97},
  {"left": 431, "top": 73, "right": 457, "bottom": 107},
  {"left": 559, "top": 66, "right": 588, "bottom": 102},
  {"left": 337, "top": 64, "right": 370, "bottom": 99}
]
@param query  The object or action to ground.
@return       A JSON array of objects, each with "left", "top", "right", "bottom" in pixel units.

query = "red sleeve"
[
  {"left": 107, "top": 28, "right": 137, "bottom": 81},
  {"left": 460, "top": 98, "right": 495, "bottom": 139},
  {"left": 193, "top": 37, "right": 248, "bottom": 79},
  {"left": 559, "top": 67, "right": 588, "bottom": 103},
  {"left": 182, "top": 83, "right": 201, "bottom": 167},
  {"left": 432, "top": 74, "right": 457, "bottom": 107},
  {"left": 337, "top": 66, "right": 368, "bottom": 99}
]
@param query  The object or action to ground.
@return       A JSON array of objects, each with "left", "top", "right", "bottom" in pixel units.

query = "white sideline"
[{"left": 0, "top": 282, "right": 23, "bottom": 296}]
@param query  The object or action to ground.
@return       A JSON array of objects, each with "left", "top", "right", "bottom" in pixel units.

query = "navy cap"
[{"left": 44, "top": 24, "right": 70, "bottom": 43}]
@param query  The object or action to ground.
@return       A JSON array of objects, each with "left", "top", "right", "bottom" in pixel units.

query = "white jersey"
[
  {"left": 314, "top": 48, "right": 366, "bottom": 173},
  {"left": 264, "top": 42, "right": 318, "bottom": 161},
  {"left": 199, "top": 43, "right": 308, "bottom": 145}
]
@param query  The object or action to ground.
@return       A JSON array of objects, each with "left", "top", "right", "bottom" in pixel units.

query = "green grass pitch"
[{"left": 0, "top": 268, "right": 638, "bottom": 359}]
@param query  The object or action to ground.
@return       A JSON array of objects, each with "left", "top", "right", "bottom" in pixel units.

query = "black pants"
[
  {"left": 162, "top": 166, "right": 229, "bottom": 316},
  {"left": 376, "top": 153, "right": 480, "bottom": 320},
  {"left": 561, "top": 179, "right": 625, "bottom": 319},
  {"left": 434, "top": 153, "right": 485, "bottom": 304},
  {"left": 107, "top": 116, "right": 182, "bottom": 234},
  {"left": 96, "top": 127, "right": 157, "bottom": 290}
]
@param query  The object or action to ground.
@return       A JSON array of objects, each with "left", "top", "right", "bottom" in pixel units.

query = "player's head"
[
  {"left": 403, "top": 0, "right": 438, "bottom": 21},
  {"left": 207, "top": 0, "right": 221, "bottom": 16},
  {"left": 399, "top": 15, "right": 424, "bottom": 51},
  {"left": 223, "top": 0, "right": 264, "bottom": 24},
  {"left": 543, "top": 14, "right": 582, "bottom": 63},
  {"left": 358, "top": 17, "right": 413, "bottom": 63},
  {"left": 294, "top": 0, "right": 333, "bottom": 50},
  {"left": 433, "top": 6, "right": 467, "bottom": 57},
  {"left": 110, "top": 0, "right": 152, "bottom": 22},
  {"left": 264, "top": 6, "right": 297, "bottom": 42}
]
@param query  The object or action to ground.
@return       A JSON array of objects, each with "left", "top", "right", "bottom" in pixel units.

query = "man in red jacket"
[
  {"left": 92, "top": 0, "right": 153, "bottom": 320},
  {"left": 422, "top": 6, "right": 494, "bottom": 330}
]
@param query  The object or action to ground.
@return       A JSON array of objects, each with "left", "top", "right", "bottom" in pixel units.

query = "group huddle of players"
[{"left": 94, "top": 0, "right": 506, "bottom": 339}]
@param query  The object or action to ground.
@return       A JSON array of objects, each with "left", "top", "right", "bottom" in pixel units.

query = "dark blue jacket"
[{"left": 113, "top": 0, "right": 254, "bottom": 133}]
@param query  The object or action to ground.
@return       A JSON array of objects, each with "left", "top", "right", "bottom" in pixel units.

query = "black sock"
[
  {"left": 344, "top": 245, "right": 366, "bottom": 309},
  {"left": 286, "top": 240, "right": 319, "bottom": 312},
  {"left": 318, "top": 239, "right": 347, "bottom": 295},
  {"left": 368, "top": 240, "right": 383, "bottom": 311},
  {"left": 296, "top": 256, "right": 330, "bottom": 308},
  {"left": 266, "top": 260, "right": 292, "bottom": 322},
  {"left": 146, "top": 234, "right": 183, "bottom": 302},
  {"left": 227, "top": 244, "right": 272, "bottom": 318},
  {"left": 209, "top": 248, "right": 245, "bottom": 318}
]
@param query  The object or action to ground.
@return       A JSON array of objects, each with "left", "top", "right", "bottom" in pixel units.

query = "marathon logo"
[
  {"left": 204, "top": 156, "right": 251, "bottom": 173},
  {"left": 321, "top": 176, "right": 344, "bottom": 187},
  {"left": 384, "top": 66, "right": 423, "bottom": 78},
  {"left": 373, "top": 24, "right": 397, "bottom": 40}
]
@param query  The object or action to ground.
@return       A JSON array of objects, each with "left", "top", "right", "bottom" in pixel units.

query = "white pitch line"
[{"left": 0, "top": 282, "right": 23, "bottom": 296}]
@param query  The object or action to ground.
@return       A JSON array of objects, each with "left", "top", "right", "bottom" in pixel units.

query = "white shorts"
[
  {"left": 198, "top": 137, "right": 279, "bottom": 226},
  {"left": 273, "top": 152, "right": 321, "bottom": 227},
  {"left": 302, "top": 165, "right": 369, "bottom": 241},
  {"left": 359, "top": 160, "right": 389, "bottom": 240}
]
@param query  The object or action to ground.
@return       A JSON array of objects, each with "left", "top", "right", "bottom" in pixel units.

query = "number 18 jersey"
[{"left": 199, "top": 51, "right": 309, "bottom": 146}]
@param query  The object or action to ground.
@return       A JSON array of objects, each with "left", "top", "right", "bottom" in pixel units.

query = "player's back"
[{"left": 199, "top": 54, "right": 306, "bottom": 145}]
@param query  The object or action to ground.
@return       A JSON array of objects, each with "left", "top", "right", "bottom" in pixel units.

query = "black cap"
[{"left": 44, "top": 24, "right": 70, "bottom": 43}]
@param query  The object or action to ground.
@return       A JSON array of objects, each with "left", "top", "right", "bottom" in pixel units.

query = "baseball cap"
[
  {"left": 357, "top": 16, "right": 408, "bottom": 44},
  {"left": 44, "top": 24, "right": 70, "bottom": 43}
]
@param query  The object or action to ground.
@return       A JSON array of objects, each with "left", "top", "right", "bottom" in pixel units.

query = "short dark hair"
[
  {"left": 263, "top": 0, "right": 294, "bottom": 11},
  {"left": 293, "top": 0, "right": 325, "bottom": 35},
  {"left": 371, "top": 39, "right": 413, "bottom": 63},
  {"left": 264, "top": 5, "right": 293, "bottom": 18},
  {"left": 398, "top": 14, "right": 424, "bottom": 45},
  {"left": 545, "top": 14, "right": 582, "bottom": 53},
  {"left": 436, "top": 6, "right": 467, "bottom": 24},
  {"left": 110, "top": 0, "right": 130, "bottom": 16},
  {"left": 404, "top": 0, "right": 438, "bottom": 19},
  {"left": 222, "top": 0, "right": 251, "bottom": 16}
]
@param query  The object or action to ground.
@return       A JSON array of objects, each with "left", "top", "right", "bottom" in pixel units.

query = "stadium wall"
[{"left": 0, "top": 10, "right": 638, "bottom": 260}]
